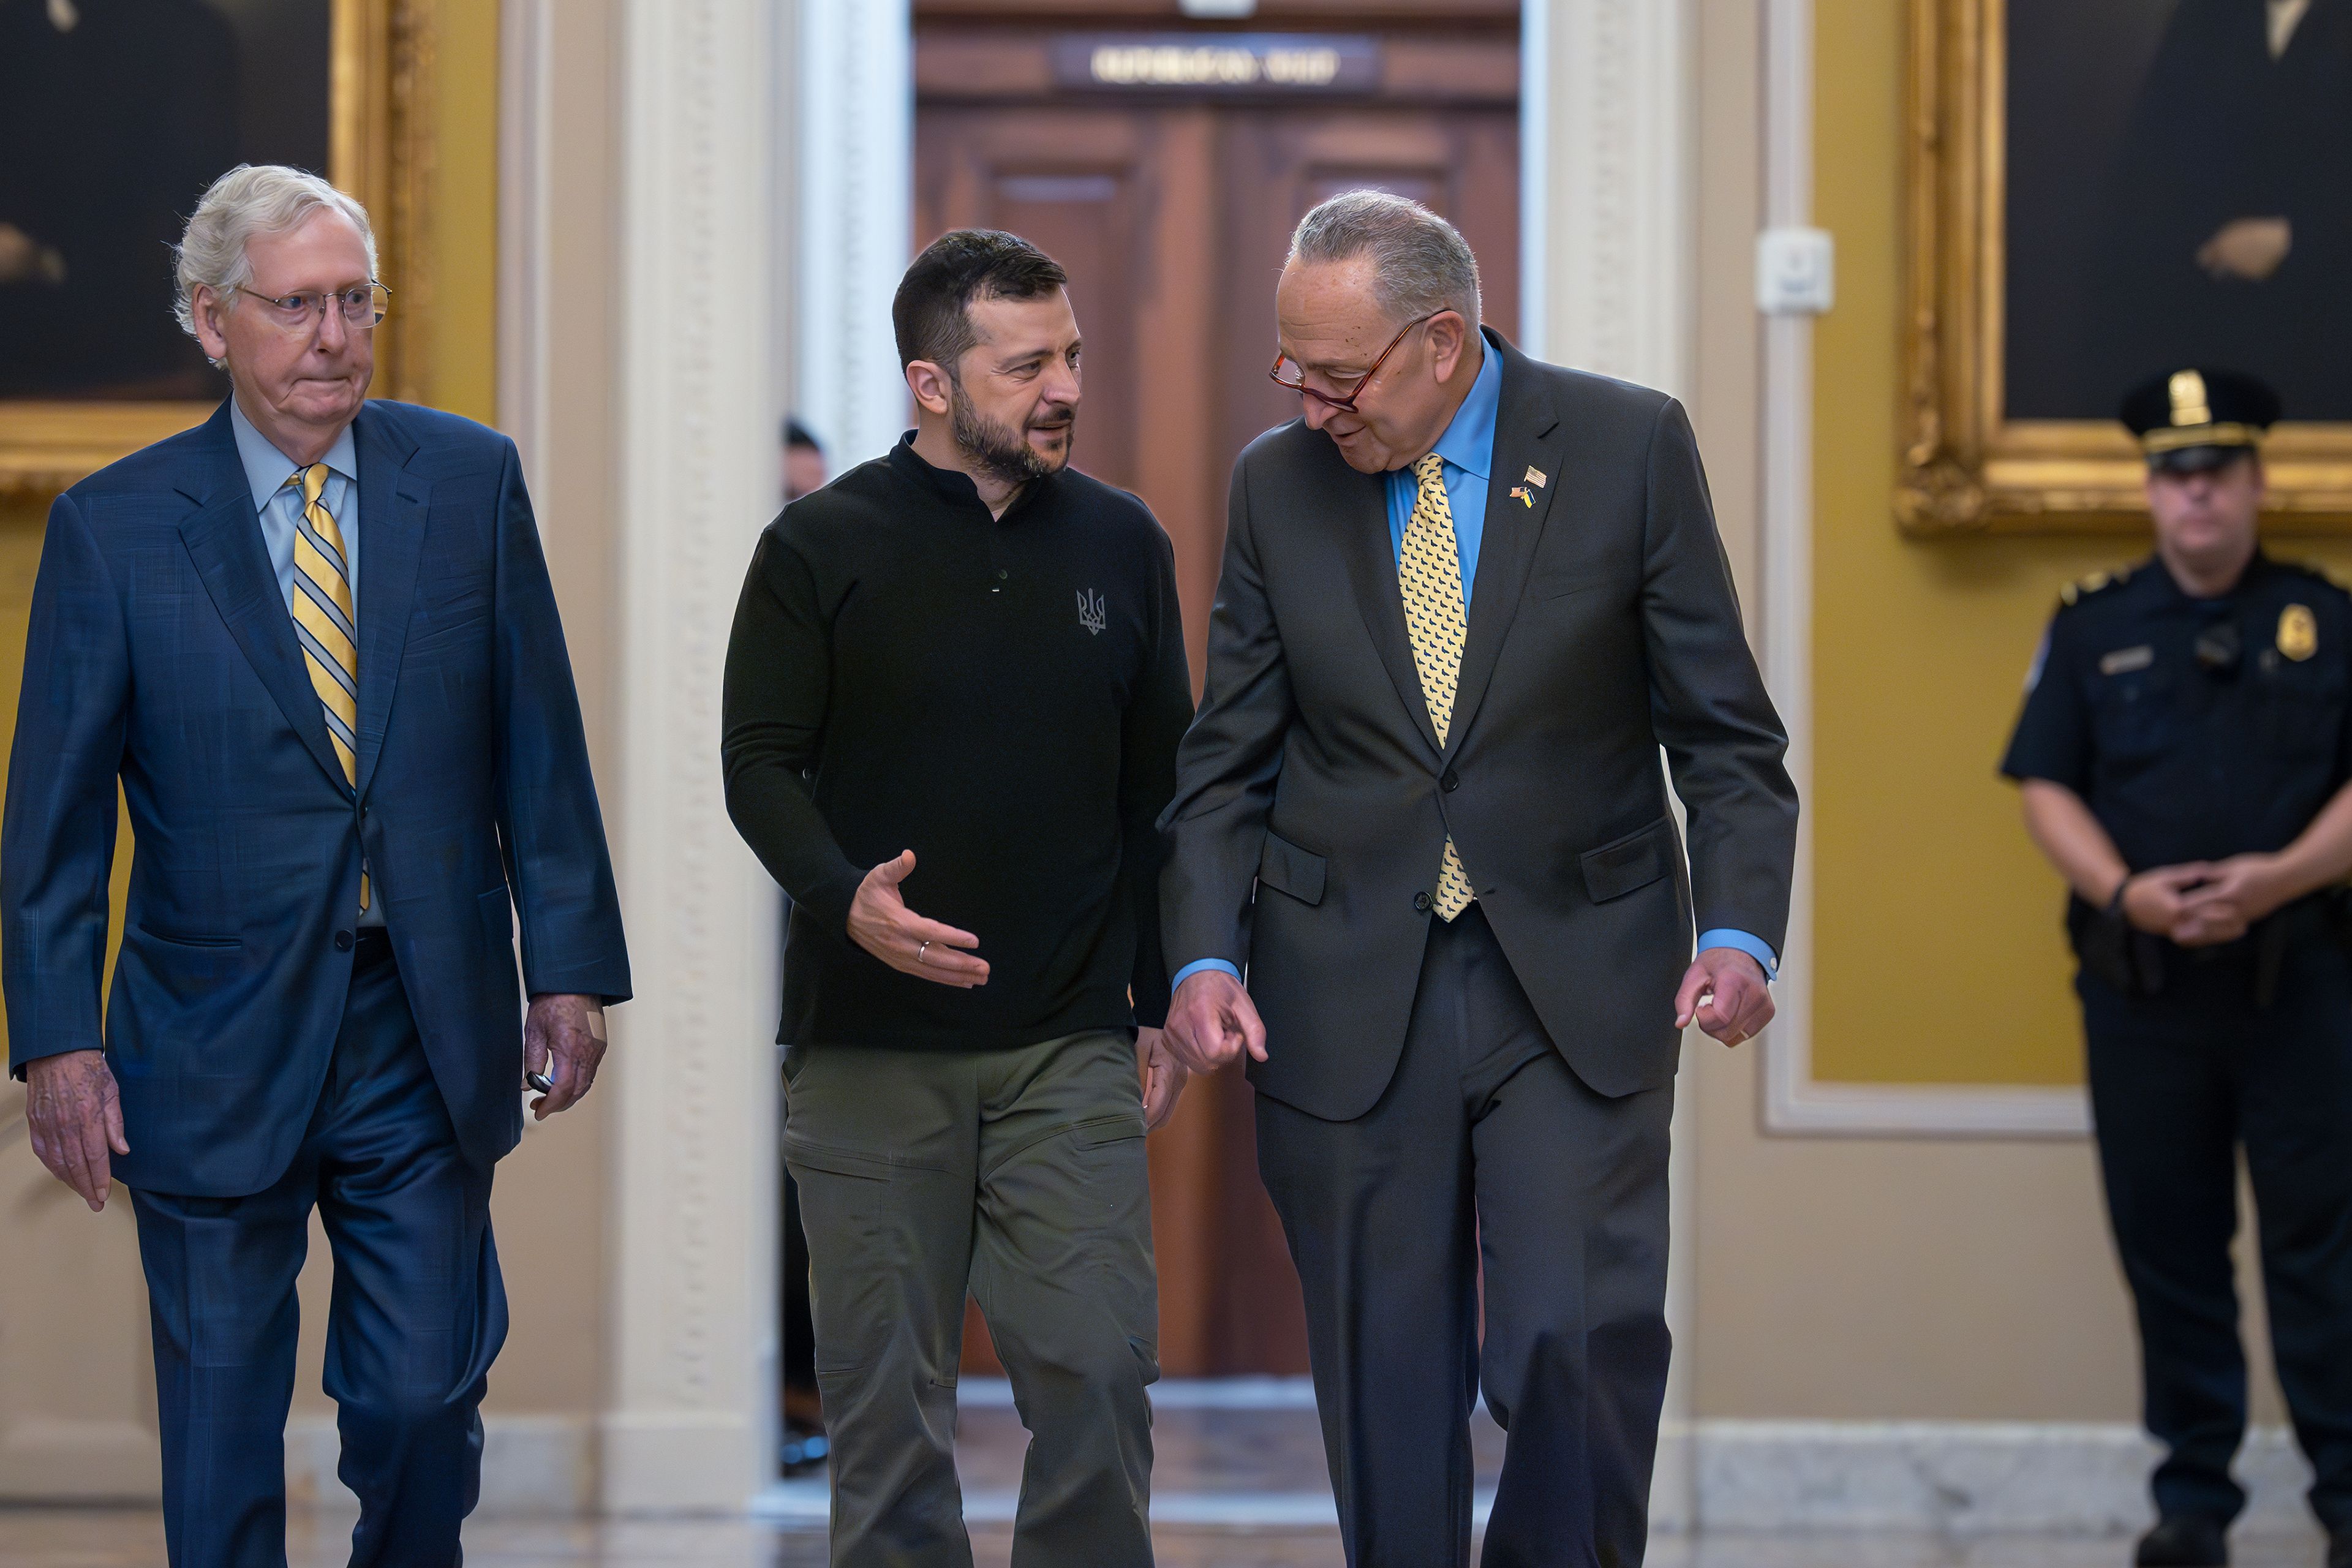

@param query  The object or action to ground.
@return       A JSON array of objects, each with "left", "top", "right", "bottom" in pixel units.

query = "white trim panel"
[{"left": 1753, "top": 0, "right": 2089, "bottom": 1138}]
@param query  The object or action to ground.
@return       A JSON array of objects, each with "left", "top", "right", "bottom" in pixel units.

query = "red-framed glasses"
[{"left": 1268, "top": 312, "right": 1439, "bottom": 412}]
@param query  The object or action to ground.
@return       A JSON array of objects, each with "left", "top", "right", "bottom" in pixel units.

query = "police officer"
[{"left": 2005, "top": 368, "right": 2352, "bottom": 1568}]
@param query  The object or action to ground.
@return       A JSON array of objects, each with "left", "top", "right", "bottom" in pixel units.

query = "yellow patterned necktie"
[
  {"left": 1399, "top": 452, "right": 1475, "bottom": 920},
  {"left": 287, "top": 463, "right": 369, "bottom": 910}
]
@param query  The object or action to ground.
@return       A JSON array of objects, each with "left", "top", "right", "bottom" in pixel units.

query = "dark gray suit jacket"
[{"left": 1159, "top": 332, "right": 1798, "bottom": 1120}]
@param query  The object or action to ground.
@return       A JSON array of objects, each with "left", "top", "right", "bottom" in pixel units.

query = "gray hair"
[
  {"left": 1288, "top": 190, "right": 1481, "bottom": 326},
  {"left": 172, "top": 164, "right": 377, "bottom": 340}
]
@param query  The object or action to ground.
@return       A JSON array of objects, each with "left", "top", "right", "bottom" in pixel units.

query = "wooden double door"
[{"left": 914, "top": 1, "right": 1520, "bottom": 1377}]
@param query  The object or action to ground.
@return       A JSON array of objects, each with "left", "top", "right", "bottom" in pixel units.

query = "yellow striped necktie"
[
  {"left": 1398, "top": 453, "right": 1476, "bottom": 921},
  {"left": 287, "top": 463, "right": 368, "bottom": 910}
]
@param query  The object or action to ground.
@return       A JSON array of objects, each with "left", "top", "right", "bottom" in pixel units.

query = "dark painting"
[
  {"left": 0, "top": 0, "right": 330, "bottom": 401},
  {"left": 2005, "top": 0, "right": 2352, "bottom": 424}
]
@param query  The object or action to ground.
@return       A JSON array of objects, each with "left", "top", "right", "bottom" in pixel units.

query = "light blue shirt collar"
[
  {"left": 228, "top": 397, "right": 358, "bottom": 515},
  {"left": 1426, "top": 334, "right": 1501, "bottom": 482}
]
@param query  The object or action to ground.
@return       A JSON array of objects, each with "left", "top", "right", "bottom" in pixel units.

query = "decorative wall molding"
[
  {"left": 1539, "top": 0, "right": 1694, "bottom": 399},
  {"left": 793, "top": 0, "right": 912, "bottom": 468},
  {"left": 1754, "top": 0, "right": 2089, "bottom": 1138},
  {"left": 605, "top": 0, "right": 784, "bottom": 1513}
]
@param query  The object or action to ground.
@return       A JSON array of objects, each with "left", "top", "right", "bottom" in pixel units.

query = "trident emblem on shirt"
[{"left": 1077, "top": 589, "right": 1107, "bottom": 636}]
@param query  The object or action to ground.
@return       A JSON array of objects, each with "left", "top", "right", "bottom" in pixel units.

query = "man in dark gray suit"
[{"left": 1159, "top": 192, "right": 1798, "bottom": 1567}]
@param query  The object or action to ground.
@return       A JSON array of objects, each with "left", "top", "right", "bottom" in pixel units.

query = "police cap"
[{"left": 2120, "top": 368, "right": 2283, "bottom": 475}]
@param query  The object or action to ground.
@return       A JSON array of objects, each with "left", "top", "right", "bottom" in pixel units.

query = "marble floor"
[
  {"left": 0, "top": 1511, "right": 2334, "bottom": 1568},
  {"left": 0, "top": 1393, "right": 2331, "bottom": 1566}
]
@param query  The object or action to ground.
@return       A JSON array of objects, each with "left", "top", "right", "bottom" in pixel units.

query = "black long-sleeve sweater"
[{"left": 722, "top": 436, "right": 1193, "bottom": 1049}]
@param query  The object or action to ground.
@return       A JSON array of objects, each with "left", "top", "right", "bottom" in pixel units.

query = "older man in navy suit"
[{"left": 2, "top": 164, "right": 628, "bottom": 1566}]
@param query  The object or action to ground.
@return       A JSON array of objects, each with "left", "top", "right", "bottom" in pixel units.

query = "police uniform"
[{"left": 2003, "top": 369, "right": 2352, "bottom": 1552}]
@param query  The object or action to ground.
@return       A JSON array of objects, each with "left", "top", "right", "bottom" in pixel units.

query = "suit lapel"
[
  {"left": 352, "top": 405, "right": 428, "bottom": 801},
  {"left": 175, "top": 407, "right": 350, "bottom": 792},
  {"left": 1335, "top": 450, "right": 1445, "bottom": 756},
  {"left": 1444, "top": 334, "right": 1562, "bottom": 760}
]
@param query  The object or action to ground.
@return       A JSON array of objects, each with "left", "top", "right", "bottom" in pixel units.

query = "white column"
[
  {"left": 1528, "top": 0, "right": 1702, "bottom": 1530},
  {"left": 794, "top": 0, "right": 912, "bottom": 470},
  {"left": 602, "top": 0, "right": 784, "bottom": 1512},
  {"left": 1536, "top": 0, "right": 1697, "bottom": 399}
]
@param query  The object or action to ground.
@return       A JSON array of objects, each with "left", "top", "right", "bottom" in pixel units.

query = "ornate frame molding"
[
  {"left": 1897, "top": 0, "right": 2352, "bottom": 535},
  {"left": 0, "top": 0, "right": 436, "bottom": 497}
]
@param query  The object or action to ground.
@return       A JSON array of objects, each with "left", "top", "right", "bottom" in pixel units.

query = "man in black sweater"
[{"left": 722, "top": 230, "right": 1191, "bottom": 1567}]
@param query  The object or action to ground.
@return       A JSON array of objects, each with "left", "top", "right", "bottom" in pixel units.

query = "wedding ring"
[{"left": 918, "top": 940, "right": 931, "bottom": 963}]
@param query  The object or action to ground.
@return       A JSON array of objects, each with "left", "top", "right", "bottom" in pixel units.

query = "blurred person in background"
[
  {"left": 783, "top": 416, "right": 827, "bottom": 504},
  {"left": 723, "top": 229, "right": 1191, "bottom": 1567},
  {"left": 2005, "top": 369, "right": 2352, "bottom": 1568},
  {"left": 2, "top": 164, "right": 628, "bottom": 1566}
]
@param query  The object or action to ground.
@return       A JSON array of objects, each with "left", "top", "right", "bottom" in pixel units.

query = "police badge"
[{"left": 2280, "top": 603, "right": 2318, "bottom": 663}]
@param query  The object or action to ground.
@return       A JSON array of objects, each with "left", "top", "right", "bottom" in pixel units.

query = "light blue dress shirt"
[
  {"left": 1170, "top": 341, "right": 1776, "bottom": 995},
  {"left": 228, "top": 399, "right": 381, "bottom": 926},
  {"left": 228, "top": 398, "right": 362, "bottom": 617}
]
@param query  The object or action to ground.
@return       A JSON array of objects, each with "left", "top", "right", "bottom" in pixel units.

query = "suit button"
[
  {"left": 1413, "top": 892, "right": 1433, "bottom": 912},
  {"left": 334, "top": 930, "right": 355, "bottom": 952},
  {"left": 1441, "top": 769, "right": 1460, "bottom": 792}
]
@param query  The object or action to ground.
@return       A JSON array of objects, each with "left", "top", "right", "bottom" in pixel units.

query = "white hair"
[
  {"left": 1289, "top": 190, "right": 1481, "bottom": 327},
  {"left": 172, "top": 164, "right": 378, "bottom": 340}
]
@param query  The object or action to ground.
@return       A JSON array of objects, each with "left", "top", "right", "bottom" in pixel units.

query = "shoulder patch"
[{"left": 2059, "top": 566, "right": 2131, "bottom": 609}]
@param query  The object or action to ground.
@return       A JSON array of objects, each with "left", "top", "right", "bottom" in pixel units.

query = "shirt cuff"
[
  {"left": 1172, "top": 958, "right": 1242, "bottom": 990},
  {"left": 1696, "top": 929, "right": 1779, "bottom": 982}
]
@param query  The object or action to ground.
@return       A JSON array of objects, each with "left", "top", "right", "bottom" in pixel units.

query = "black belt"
[{"left": 353, "top": 927, "right": 394, "bottom": 968}]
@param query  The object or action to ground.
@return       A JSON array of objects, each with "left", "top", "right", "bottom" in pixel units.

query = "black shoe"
[{"left": 2134, "top": 1515, "right": 2228, "bottom": 1567}]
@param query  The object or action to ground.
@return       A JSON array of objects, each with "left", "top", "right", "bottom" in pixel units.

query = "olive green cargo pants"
[{"left": 783, "top": 1029, "right": 1159, "bottom": 1568}]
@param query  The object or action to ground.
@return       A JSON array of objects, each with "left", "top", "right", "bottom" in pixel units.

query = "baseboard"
[
  {"left": 0, "top": 1418, "right": 163, "bottom": 1502},
  {"left": 287, "top": 1413, "right": 594, "bottom": 1517},
  {"left": 1689, "top": 1420, "right": 2312, "bottom": 1534}
]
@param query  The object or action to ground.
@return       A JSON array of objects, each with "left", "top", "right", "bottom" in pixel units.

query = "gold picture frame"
[
  {"left": 0, "top": 0, "right": 436, "bottom": 499},
  {"left": 1899, "top": 0, "right": 2352, "bottom": 535}
]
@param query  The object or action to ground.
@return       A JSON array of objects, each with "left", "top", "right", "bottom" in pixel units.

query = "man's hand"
[
  {"left": 23, "top": 1050, "right": 128, "bottom": 1211},
  {"left": 1163, "top": 967, "right": 1267, "bottom": 1074},
  {"left": 2173, "top": 853, "right": 2291, "bottom": 948},
  {"left": 1674, "top": 948, "right": 1773, "bottom": 1047},
  {"left": 526, "top": 993, "right": 606, "bottom": 1120},
  {"left": 2198, "top": 217, "right": 2292, "bottom": 282},
  {"left": 846, "top": 851, "right": 989, "bottom": 989},
  {"left": 2119, "top": 864, "right": 2217, "bottom": 938},
  {"left": 1137, "top": 1027, "right": 1189, "bottom": 1131}
]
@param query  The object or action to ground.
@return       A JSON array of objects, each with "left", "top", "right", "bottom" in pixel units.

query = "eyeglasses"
[
  {"left": 1268, "top": 312, "right": 1439, "bottom": 412},
  {"left": 233, "top": 282, "right": 391, "bottom": 331}
]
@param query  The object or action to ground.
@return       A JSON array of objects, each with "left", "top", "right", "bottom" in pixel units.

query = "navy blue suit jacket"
[{"left": 2, "top": 401, "right": 630, "bottom": 1197}]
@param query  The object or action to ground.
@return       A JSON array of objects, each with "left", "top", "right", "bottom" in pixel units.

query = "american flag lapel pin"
[{"left": 1524, "top": 466, "right": 1548, "bottom": 489}]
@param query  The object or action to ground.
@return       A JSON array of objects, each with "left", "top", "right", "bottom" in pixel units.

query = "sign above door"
[{"left": 1050, "top": 34, "right": 1382, "bottom": 94}]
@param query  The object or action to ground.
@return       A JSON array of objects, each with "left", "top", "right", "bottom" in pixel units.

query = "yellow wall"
[
  {"left": 1807, "top": 0, "right": 2352, "bottom": 1085},
  {"left": 423, "top": 0, "right": 500, "bottom": 428}
]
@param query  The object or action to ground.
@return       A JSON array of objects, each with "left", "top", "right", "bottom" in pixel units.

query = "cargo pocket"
[{"left": 783, "top": 1135, "right": 901, "bottom": 1376}]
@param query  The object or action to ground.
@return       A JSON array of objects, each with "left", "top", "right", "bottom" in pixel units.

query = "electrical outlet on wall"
[{"left": 1756, "top": 227, "right": 1835, "bottom": 315}]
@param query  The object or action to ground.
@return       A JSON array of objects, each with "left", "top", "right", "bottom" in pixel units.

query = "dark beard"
[{"left": 950, "top": 380, "right": 1072, "bottom": 489}]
